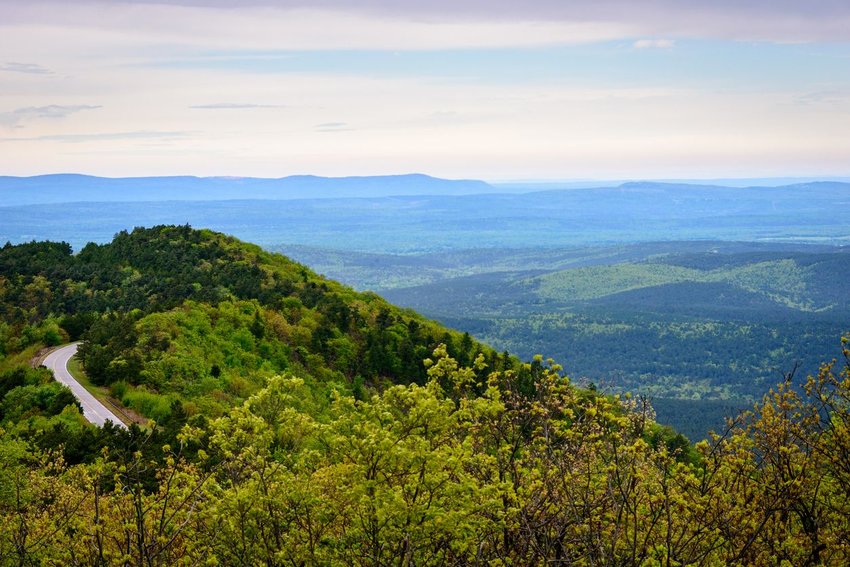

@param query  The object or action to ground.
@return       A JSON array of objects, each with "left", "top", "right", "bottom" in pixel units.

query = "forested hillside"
[
  {"left": 1, "top": 226, "right": 849, "bottom": 564},
  {"left": 376, "top": 245, "right": 850, "bottom": 439},
  {"left": 0, "top": 226, "right": 498, "bottom": 426}
]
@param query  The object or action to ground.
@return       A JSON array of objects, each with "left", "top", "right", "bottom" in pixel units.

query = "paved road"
[{"left": 42, "top": 343, "right": 128, "bottom": 429}]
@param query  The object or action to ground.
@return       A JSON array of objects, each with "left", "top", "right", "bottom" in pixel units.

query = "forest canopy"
[{"left": 1, "top": 226, "right": 849, "bottom": 564}]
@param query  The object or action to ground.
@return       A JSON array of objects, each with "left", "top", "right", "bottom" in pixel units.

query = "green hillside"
[
  {"left": 1, "top": 227, "right": 849, "bottom": 564},
  {"left": 381, "top": 246, "right": 850, "bottom": 439},
  {"left": 531, "top": 263, "right": 701, "bottom": 302},
  {"left": 529, "top": 258, "right": 818, "bottom": 311},
  {"left": 0, "top": 226, "right": 498, "bottom": 430}
]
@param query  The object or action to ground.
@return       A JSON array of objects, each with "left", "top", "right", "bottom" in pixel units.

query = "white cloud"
[
  {"left": 0, "top": 4, "right": 636, "bottom": 52},
  {"left": 2, "top": 67, "right": 846, "bottom": 179},
  {"left": 795, "top": 90, "right": 850, "bottom": 106},
  {"left": 0, "top": 130, "right": 191, "bottom": 143},
  {"left": 3, "top": 1, "right": 849, "bottom": 45},
  {"left": 189, "top": 103, "right": 285, "bottom": 109},
  {"left": 0, "top": 104, "right": 101, "bottom": 128},
  {"left": 315, "top": 122, "right": 352, "bottom": 132},
  {"left": 633, "top": 38, "right": 675, "bottom": 49},
  {"left": 0, "top": 61, "right": 52, "bottom": 74}
]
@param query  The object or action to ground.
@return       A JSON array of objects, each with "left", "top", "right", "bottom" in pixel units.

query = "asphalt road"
[{"left": 42, "top": 343, "right": 128, "bottom": 429}]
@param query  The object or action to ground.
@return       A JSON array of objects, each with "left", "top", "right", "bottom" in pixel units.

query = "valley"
[
  {"left": 284, "top": 242, "right": 850, "bottom": 440},
  {"left": 3, "top": 179, "right": 848, "bottom": 440}
]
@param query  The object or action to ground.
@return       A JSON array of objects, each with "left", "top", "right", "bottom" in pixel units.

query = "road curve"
[{"left": 42, "top": 343, "right": 128, "bottom": 429}]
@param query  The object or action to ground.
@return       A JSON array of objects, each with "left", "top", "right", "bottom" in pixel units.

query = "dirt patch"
[
  {"left": 30, "top": 346, "right": 58, "bottom": 368},
  {"left": 104, "top": 396, "right": 148, "bottom": 427}
]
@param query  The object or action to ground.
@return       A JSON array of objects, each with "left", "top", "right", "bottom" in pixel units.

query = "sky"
[{"left": 1, "top": 0, "right": 849, "bottom": 180}]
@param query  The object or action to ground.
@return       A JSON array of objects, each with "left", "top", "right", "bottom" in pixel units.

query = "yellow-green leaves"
[{"left": 3, "top": 336, "right": 850, "bottom": 564}]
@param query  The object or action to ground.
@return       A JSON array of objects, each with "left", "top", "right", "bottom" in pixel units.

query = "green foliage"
[
  {"left": 121, "top": 389, "right": 175, "bottom": 423},
  {"left": 533, "top": 262, "right": 700, "bottom": 301},
  {"left": 379, "top": 245, "right": 850, "bottom": 440},
  {"left": 529, "top": 257, "right": 818, "bottom": 310},
  {"left": 1, "top": 225, "right": 492, "bottom": 430},
  {"left": 0, "top": 365, "right": 83, "bottom": 431},
  {"left": 2, "top": 227, "right": 850, "bottom": 564},
  {"left": 2, "top": 342, "right": 850, "bottom": 564}
]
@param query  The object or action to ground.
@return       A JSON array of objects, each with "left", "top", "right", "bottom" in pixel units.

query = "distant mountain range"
[
  {"left": 4, "top": 174, "right": 850, "bottom": 207},
  {"left": 3, "top": 180, "right": 850, "bottom": 252},
  {"left": 494, "top": 176, "right": 850, "bottom": 190},
  {"left": 0, "top": 173, "right": 495, "bottom": 205}
]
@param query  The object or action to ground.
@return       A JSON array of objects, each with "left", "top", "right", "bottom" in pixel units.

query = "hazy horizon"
[{"left": 4, "top": 172, "right": 850, "bottom": 189}]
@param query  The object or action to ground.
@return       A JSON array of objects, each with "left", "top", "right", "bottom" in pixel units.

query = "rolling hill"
[
  {"left": 377, "top": 245, "right": 850, "bottom": 439},
  {"left": 1, "top": 227, "right": 849, "bottom": 565}
]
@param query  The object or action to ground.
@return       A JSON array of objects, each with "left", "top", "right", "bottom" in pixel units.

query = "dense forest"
[
  {"left": 0, "top": 226, "right": 502, "bottom": 425},
  {"left": 372, "top": 245, "right": 850, "bottom": 439},
  {"left": 1, "top": 226, "right": 849, "bottom": 564}
]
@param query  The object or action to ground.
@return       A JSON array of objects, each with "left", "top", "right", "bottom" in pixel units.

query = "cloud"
[
  {"left": 5, "top": 0, "right": 843, "bottom": 43},
  {"left": 633, "top": 38, "right": 675, "bottom": 49},
  {"left": 0, "top": 4, "right": 633, "bottom": 52},
  {"left": 5, "top": 0, "right": 848, "bottom": 50},
  {"left": 0, "top": 105, "right": 101, "bottom": 128},
  {"left": 189, "top": 102, "right": 285, "bottom": 109},
  {"left": 0, "top": 130, "right": 191, "bottom": 143},
  {"left": 315, "top": 122, "right": 352, "bottom": 132},
  {"left": 0, "top": 61, "right": 53, "bottom": 74},
  {"left": 795, "top": 90, "right": 850, "bottom": 106}
]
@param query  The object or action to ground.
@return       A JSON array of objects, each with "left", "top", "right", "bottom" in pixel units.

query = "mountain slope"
[
  {"left": 0, "top": 226, "right": 498, "bottom": 423},
  {"left": 380, "top": 245, "right": 850, "bottom": 438},
  {"left": 1, "top": 229, "right": 850, "bottom": 564}
]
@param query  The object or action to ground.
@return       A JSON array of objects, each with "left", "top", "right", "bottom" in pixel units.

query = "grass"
[
  {"left": 1, "top": 344, "right": 44, "bottom": 372},
  {"left": 66, "top": 355, "right": 146, "bottom": 427},
  {"left": 531, "top": 264, "right": 699, "bottom": 302},
  {"left": 527, "top": 260, "right": 816, "bottom": 310}
]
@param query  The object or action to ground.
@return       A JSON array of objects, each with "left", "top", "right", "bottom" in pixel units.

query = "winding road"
[{"left": 43, "top": 343, "right": 128, "bottom": 429}]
